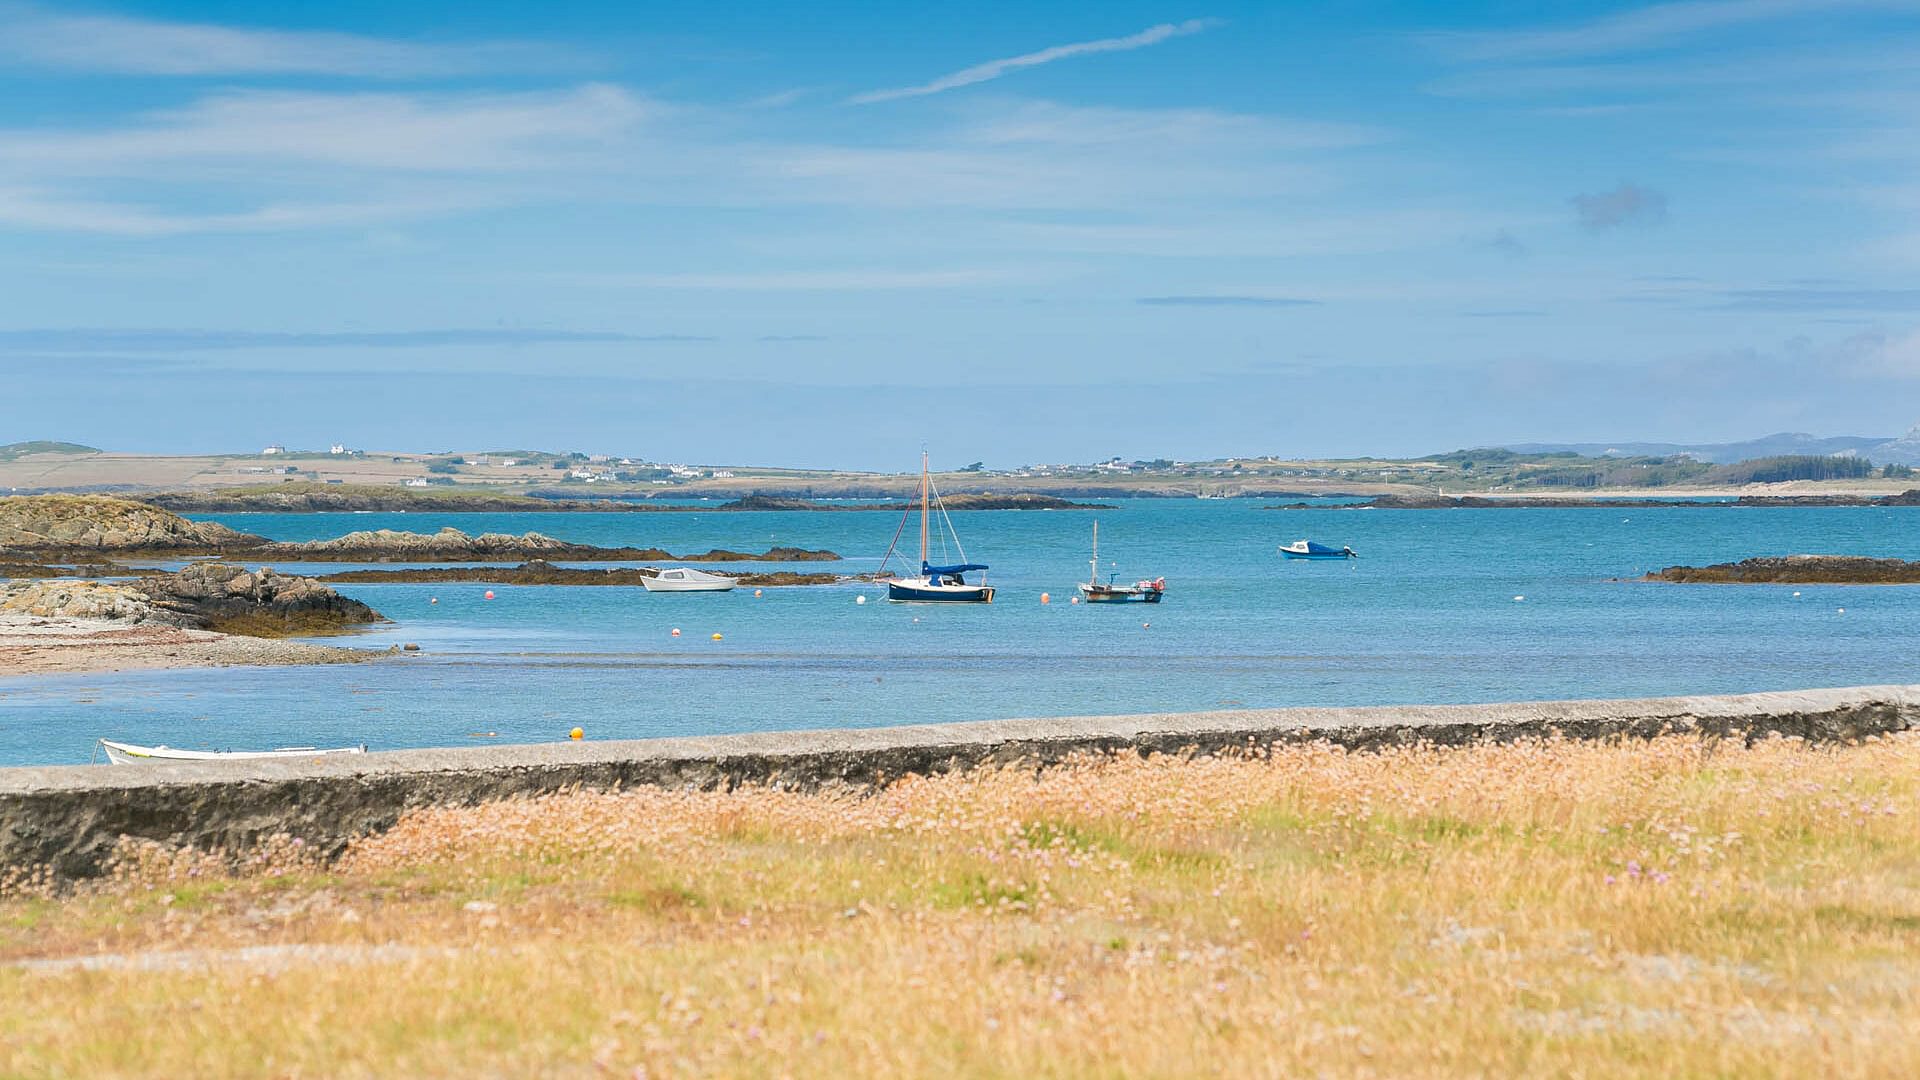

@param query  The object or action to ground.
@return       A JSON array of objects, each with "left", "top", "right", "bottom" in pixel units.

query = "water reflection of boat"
[
  {"left": 1280, "top": 540, "right": 1358, "bottom": 560},
  {"left": 1077, "top": 522, "right": 1165, "bottom": 603},
  {"left": 882, "top": 453, "right": 994, "bottom": 603}
]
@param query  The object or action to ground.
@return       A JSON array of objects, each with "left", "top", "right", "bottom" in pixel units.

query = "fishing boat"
[
  {"left": 1077, "top": 521, "right": 1165, "bottom": 603},
  {"left": 99, "top": 739, "right": 367, "bottom": 765},
  {"left": 1280, "top": 539, "right": 1358, "bottom": 560},
  {"left": 642, "top": 567, "right": 737, "bottom": 592},
  {"left": 880, "top": 453, "right": 993, "bottom": 603}
]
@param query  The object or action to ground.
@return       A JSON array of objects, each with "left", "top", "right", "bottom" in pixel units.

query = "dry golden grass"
[{"left": 3, "top": 733, "right": 1918, "bottom": 1078}]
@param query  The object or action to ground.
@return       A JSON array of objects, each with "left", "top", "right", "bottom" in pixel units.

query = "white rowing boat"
[
  {"left": 641, "top": 567, "right": 738, "bottom": 592},
  {"left": 98, "top": 739, "right": 368, "bottom": 765}
]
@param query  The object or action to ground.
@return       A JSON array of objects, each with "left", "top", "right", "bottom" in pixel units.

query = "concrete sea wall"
[{"left": 3, "top": 684, "right": 1915, "bottom": 880}]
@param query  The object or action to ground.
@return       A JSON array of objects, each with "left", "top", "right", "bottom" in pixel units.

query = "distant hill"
[
  {"left": 0, "top": 441, "right": 100, "bottom": 461},
  {"left": 1501, "top": 432, "right": 1920, "bottom": 465}
]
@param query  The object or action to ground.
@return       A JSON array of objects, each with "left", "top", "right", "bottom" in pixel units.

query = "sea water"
[{"left": 2, "top": 500, "right": 1916, "bottom": 766}]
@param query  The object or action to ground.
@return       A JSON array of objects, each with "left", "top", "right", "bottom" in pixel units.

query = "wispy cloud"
[
  {"left": 1714, "top": 286, "right": 1920, "bottom": 310},
  {"left": 0, "top": 85, "right": 649, "bottom": 174},
  {"left": 850, "top": 19, "right": 1221, "bottom": 104},
  {"left": 1138, "top": 295, "right": 1319, "bottom": 307},
  {"left": 570, "top": 269, "right": 1022, "bottom": 291},
  {"left": 0, "top": 3, "right": 564, "bottom": 77},
  {"left": 0, "top": 85, "right": 650, "bottom": 234},
  {"left": 0, "top": 328, "right": 708, "bottom": 352},
  {"left": 1572, "top": 182, "right": 1669, "bottom": 229},
  {"left": 1436, "top": 0, "right": 1911, "bottom": 62}
]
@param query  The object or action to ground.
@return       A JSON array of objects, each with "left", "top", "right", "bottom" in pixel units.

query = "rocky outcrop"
[
  {"left": 257, "top": 527, "right": 586, "bottom": 561},
  {"left": 0, "top": 495, "right": 258, "bottom": 553},
  {"left": 135, "top": 562, "right": 384, "bottom": 635},
  {"left": 719, "top": 493, "right": 1109, "bottom": 511},
  {"left": 0, "top": 564, "right": 383, "bottom": 635},
  {"left": 316, "top": 560, "right": 841, "bottom": 587},
  {"left": 1647, "top": 555, "right": 1920, "bottom": 584},
  {"left": 253, "top": 528, "right": 840, "bottom": 563},
  {"left": 0, "top": 580, "right": 162, "bottom": 623}
]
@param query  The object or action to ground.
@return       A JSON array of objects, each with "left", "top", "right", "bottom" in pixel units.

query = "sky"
[{"left": 2, "top": 0, "right": 1920, "bottom": 468}]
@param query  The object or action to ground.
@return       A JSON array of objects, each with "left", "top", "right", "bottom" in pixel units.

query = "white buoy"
[
  {"left": 1513, "top": 595, "right": 1525, "bottom": 602},
  {"left": 856, "top": 595, "right": 868, "bottom": 605},
  {"left": 1792, "top": 591, "right": 1801, "bottom": 597},
  {"left": 1837, "top": 607, "right": 1846, "bottom": 614}
]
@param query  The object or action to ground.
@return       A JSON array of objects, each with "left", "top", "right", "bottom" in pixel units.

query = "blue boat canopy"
[{"left": 923, "top": 562, "right": 988, "bottom": 576}]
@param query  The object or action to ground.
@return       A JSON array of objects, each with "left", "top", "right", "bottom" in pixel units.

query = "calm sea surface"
[{"left": 3, "top": 500, "right": 1916, "bottom": 765}]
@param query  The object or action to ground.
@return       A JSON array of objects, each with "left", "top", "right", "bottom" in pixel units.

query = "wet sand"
[{"left": 0, "top": 614, "right": 375, "bottom": 679}]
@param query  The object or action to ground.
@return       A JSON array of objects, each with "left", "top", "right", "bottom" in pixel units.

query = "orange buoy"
[
  {"left": 1070, "top": 596, "right": 1079, "bottom": 604},
  {"left": 1040, "top": 592, "right": 1050, "bottom": 604},
  {"left": 754, "top": 588, "right": 763, "bottom": 597},
  {"left": 569, "top": 727, "right": 584, "bottom": 740},
  {"left": 670, "top": 627, "right": 681, "bottom": 637},
  {"left": 483, "top": 590, "right": 495, "bottom": 600}
]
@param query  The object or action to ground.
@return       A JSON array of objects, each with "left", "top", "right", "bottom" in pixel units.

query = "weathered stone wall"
[{"left": 3, "top": 685, "right": 1914, "bottom": 880}]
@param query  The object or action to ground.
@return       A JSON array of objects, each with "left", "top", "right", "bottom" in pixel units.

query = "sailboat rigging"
[{"left": 879, "top": 453, "right": 994, "bottom": 603}]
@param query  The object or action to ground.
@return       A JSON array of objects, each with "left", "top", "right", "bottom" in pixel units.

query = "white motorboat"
[
  {"left": 99, "top": 739, "right": 367, "bottom": 765},
  {"left": 642, "top": 567, "right": 738, "bottom": 592}
]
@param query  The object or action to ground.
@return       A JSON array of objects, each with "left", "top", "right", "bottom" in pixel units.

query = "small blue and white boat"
[{"left": 1280, "top": 539, "right": 1358, "bottom": 560}]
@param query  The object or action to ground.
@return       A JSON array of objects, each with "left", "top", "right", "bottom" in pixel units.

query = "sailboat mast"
[
  {"left": 1090, "top": 521, "right": 1099, "bottom": 585},
  {"left": 919, "top": 452, "right": 930, "bottom": 567}
]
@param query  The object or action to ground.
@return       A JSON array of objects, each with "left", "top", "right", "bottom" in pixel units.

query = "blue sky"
[{"left": 2, "top": 0, "right": 1919, "bottom": 467}]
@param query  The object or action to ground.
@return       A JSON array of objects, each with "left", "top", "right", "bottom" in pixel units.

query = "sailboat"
[
  {"left": 1077, "top": 521, "right": 1165, "bottom": 604},
  {"left": 881, "top": 453, "right": 994, "bottom": 603}
]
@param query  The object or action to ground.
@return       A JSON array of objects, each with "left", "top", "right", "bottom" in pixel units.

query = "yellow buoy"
[
  {"left": 569, "top": 727, "right": 583, "bottom": 740},
  {"left": 712, "top": 632, "right": 724, "bottom": 640}
]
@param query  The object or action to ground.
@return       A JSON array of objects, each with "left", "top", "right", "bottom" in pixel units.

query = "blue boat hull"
[
  {"left": 1280, "top": 550, "right": 1354, "bottom": 560},
  {"left": 887, "top": 582, "right": 995, "bottom": 603}
]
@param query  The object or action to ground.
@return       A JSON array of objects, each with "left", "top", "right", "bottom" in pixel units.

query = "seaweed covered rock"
[
  {"left": 1647, "top": 555, "right": 1920, "bottom": 584},
  {"left": 134, "top": 562, "right": 385, "bottom": 635}
]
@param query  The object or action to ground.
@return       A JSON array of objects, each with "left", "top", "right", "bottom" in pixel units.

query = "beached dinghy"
[
  {"left": 99, "top": 739, "right": 367, "bottom": 765},
  {"left": 642, "top": 567, "right": 738, "bottom": 592},
  {"left": 1280, "top": 540, "right": 1358, "bottom": 560}
]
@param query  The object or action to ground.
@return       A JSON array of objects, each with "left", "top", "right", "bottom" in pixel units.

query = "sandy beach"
[{"left": 0, "top": 613, "right": 375, "bottom": 679}]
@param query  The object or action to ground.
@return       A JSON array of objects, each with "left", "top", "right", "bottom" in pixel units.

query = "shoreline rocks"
[
  {"left": 1645, "top": 555, "right": 1920, "bottom": 584},
  {"left": 1, "top": 564, "right": 384, "bottom": 636},
  {"left": 1268, "top": 489, "right": 1920, "bottom": 510},
  {"left": 0, "top": 495, "right": 259, "bottom": 550},
  {"left": 142, "top": 485, "right": 1112, "bottom": 514},
  {"left": 0, "top": 496, "right": 840, "bottom": 564},
  {"left": 316, "top": 560, "right": 842, "bottom": 587}
]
